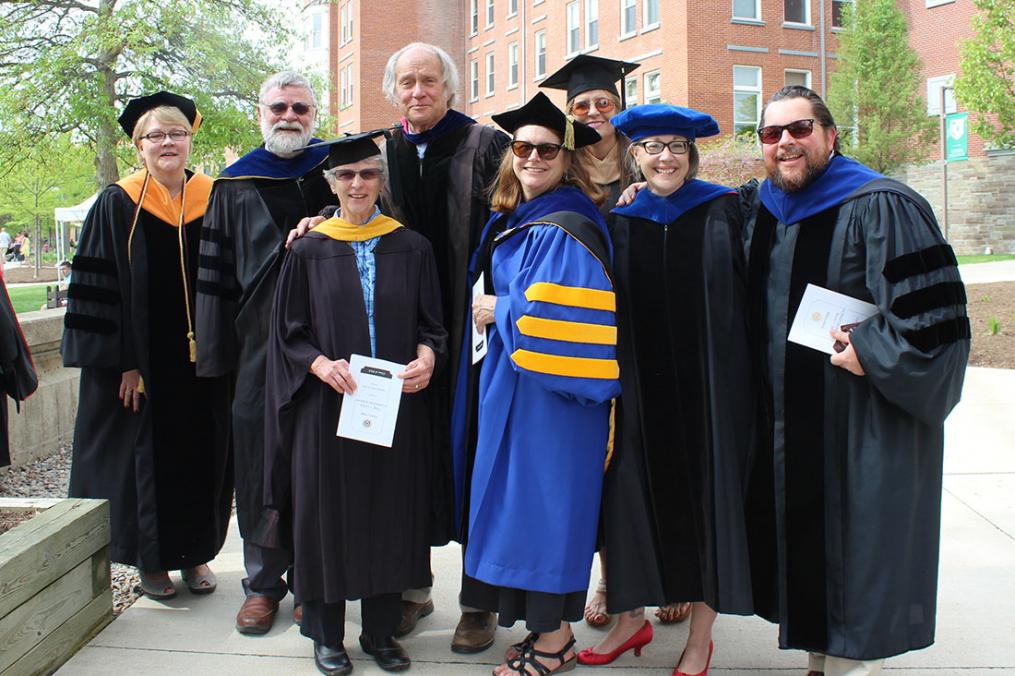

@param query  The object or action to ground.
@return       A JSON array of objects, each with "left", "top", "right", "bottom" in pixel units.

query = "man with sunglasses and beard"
[
  {"left": 741, "top": 86, "right": 970, "bottom": 674},
  {"left": 196, "top": 70, "right": 334, "bottom": 636}
]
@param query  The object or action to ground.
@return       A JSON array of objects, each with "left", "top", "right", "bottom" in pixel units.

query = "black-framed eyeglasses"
[
  {"left": 634, "top": 139, "right": 691, "bottom": 155},
  {"left": 510, "top": 141, "right": 564, "bottom": 160},
  {"left": 141, "top": 130, "right": 190, "bottom": 143},
  {"left": 570, "top": 97, "right": 616, "bottom": 116},
  {"left": 262, "top": 101, "right": 315, "bottom": 116},
  {"left": 333, "top": 168, "right": 383, "bottom": 182},
  {"left": 757, "top": 118, "right": 815, "bottom": 144}
]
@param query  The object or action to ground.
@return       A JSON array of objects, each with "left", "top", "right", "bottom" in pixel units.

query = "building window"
[
  {"left": 625, "top": 76, "right": 639, "bottom": 107},
  {"left": 585, "top": 0, "right": 599, "bottom": 47},
  {"left": 508, "top": 42, "right": 519, "bottom": 88},
  {"left": 471, "top": 0, "right": 478, "bottom": 34},
  {"left": 347, "top": 4, "right": 353, "bottom": 42},
  {"left": 784, "top": 0, "right": 809, "bottom": 24},
  {"left": 644, "top": 70, "right": 661, "bottom": 104},
  {"left": 346, "top": 63, "right": 354, "bottom": 105},
  {"left": 733, "top": 0, "right": 760, "bottom": 21},
  {"left": 508, "top": 0, "right": 518, "bottom": 17},
  {"left": 486, "top": 52, "right": 496, "bottom": 96},
  {"left": 926, "top": 74, "right": 957, "bottom": 115},
  {"left": 486, "top": 0, "right": 495, "bottom": 27},
  {"left": 643, "top": 0, "right": 659, "bottom": 27},
  {"left": 621, "top": 0, "right": 637, "bottom": 36},
  {"left": 340, "top": 4, "right": 348, "bottom": 44},
  {"left": 309, "top": 12, "right": 322, "bottom": 49},
  {"left": 566, "top": 2, "right": 581, "bottom": 55},
  {"left": 340, "top": 67, "right": 348, "bottom": 107},
  {"left": 785, "top": 69, "right": 811, "bottom": 88},
  {"left": 733, "top": 65, "right": 762, "bottom": 135},
  {"left": 534, "top": 30, "right": 547, "bottom": 78},
  {"left": 470, "top": 59, "right": 479, "bottom": 101},
  {"left": 832, "top": 0, "right": 851, "bottom": 27}
]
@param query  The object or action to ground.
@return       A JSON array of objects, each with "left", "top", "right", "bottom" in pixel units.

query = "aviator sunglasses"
[
  {"left": 510, "top": 140, "right": 564, "bottom": 160},
  {"left": 333, "top": 168, "right": 383, "bottom": 182},
  {"left": 570, "top": 97, "right": 616, "bottom": 116},
  {"left": 757, "top": 118, "right": 815, "bottom": 144},
  {"left": 262, "top": 101, "right": 315, "bottom": 116}
]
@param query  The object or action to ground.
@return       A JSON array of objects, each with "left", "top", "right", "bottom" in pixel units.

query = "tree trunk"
[{"left": 93, "top": 0, "right": 121, "bottom": 190}]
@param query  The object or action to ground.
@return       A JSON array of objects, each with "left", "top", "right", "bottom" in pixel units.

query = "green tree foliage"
[
  {"left": 0, "top": 0, "right": 291, "bottom": 190},
  {"left": 0, "top": 134, "right": 93, "bottom": 234},
  {"left": 954, "top": 0, "right": 1015, "bottom": 149},
  {"left": 826, "top": 0, "right": 937, "bottom": 174}
]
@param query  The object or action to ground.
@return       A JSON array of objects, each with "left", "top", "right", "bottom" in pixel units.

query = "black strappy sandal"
[
  {"left": 504, "top": 631, "right": 539, "bottom": 662},
  {"left": 499, "top": 636, "right": 577, "bottom": 675}
]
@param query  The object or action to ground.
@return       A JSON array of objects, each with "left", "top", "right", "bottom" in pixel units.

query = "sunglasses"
[
  {"left": 262, "top": 101, "right": 315, "bottom": 116},
  {"left": 510, "top": 140, "right": 564, "bottom": 160},
  {"left": 141, "top": 130, "right": 190, "bottom": 143},
  {"left": 570, "top": 97, "right": 616, "bottom": 116},
  {"left": 334, "top": 168, "right": 383, "bottom": 182},
  {"left": 634, "top": 139, "right": 691, "bottom": 155},
  {"left": 757, "top": 118, "right": 815, "bottom": 144}
]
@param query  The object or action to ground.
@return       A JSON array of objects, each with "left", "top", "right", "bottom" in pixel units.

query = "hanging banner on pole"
[{"left": 945, "top": 112, "right": 968, "bottom": 162}]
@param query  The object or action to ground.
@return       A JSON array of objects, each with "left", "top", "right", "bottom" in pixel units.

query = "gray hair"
[
  {"left": 382, "top": 42, "right": 459, "bottom": 109},
  {"left": 259, "top": 71, "right": 318, "bottom": 107},
  {"left": 322, "top": 153, "right": 388, "bottom": 187}
]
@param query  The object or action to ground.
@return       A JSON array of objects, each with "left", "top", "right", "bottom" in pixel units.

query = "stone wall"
[
  {"left": 893, "top": 152, "right": 1015, "bottom": 256},
  {"left": 3, "top": 308, "right": 79, "bottom": 470}
]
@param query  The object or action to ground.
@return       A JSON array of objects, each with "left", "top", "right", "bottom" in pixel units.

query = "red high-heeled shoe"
[
  {"left": 673, "top": 640, "right": 713, "bottom": 676},
  {"left": 576, "top": 619, "right": 653, "bottom": 666}
]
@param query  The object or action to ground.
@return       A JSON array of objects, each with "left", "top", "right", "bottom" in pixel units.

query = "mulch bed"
[
  {"left": 2, "top": 265, "right": 59, "bottom": 284},
  {"left": 966, "top": 282, "right": 1015, "bottom": 369},
  {"left": 0, "top": 508, "right": 39, "bottom": 536}
]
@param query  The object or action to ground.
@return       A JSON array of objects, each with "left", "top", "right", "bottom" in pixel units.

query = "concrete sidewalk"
[
  {"left": 58, "top": 366, "right": 1015, "bottom": 675},
  {"left": 959, "top": 259, "right": 1015, "bottom": 285}
]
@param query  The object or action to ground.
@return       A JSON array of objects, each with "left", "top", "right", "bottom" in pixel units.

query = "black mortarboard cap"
[
  {"left": 118, "top": 91, "right": 201, "bottom": 139},
  {"left": 492, "top": 92, "right": 600, "bottom": 150},
  {"left": 304, "top": 129, "right": 389, "bottom": 168},
  {"left": 540, "top": 54, "right": 641, "bottom": 103}
]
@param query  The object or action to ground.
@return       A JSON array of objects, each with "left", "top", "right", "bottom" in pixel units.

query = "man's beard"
[
  {"left": 262, "top": 120, "right": 314, "bottom": 157},
  {"left": 767, "top": 145, "right": 830, "bottom": 193}
]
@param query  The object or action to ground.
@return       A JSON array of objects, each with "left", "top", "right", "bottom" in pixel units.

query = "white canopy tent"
[{"left": 53, "top": 193, "right": 97, "bottom": 280}]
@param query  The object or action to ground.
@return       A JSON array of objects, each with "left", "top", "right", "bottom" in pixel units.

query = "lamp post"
[{"left": 939, "top": 84, "right": 953, "bottom": 241}]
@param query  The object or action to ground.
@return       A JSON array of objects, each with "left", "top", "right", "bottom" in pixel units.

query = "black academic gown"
[
  {"left": 63, "top": 172, "right": 232, "bottom": 570},
  {"left": 742, "top": 177, "right": 970, "bottom": 660},
  {"left": 195, "top": 159, "right": 333, "bottom": 538},
  {"left": 0, "top": 273, "right": 38, "bottom": 468},
  {"left": 254, "top": 225, "right": 447, "bottom": 603},
  {"left": 603, "top": 193, "right": 755, "bottom": 616}
]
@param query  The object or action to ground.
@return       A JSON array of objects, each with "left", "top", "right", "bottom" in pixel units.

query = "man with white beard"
[{"left": 195, "top": 71, "right": 334, "bottom": 636}]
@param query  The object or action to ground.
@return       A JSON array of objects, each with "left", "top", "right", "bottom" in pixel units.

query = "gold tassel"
[
  {"left": 564, "top": 114, "right": 576, "bottom": 150},
  {"left": 188, "top": 331, "right": 197, "bottom": 363}
]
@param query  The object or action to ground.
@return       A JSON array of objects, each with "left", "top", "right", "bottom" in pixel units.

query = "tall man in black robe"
[
  {"left": 380, "top": 42, "right": 510, "bottom": 653},
  {"left": 195, "top": 71, "right": 333, "bottom": 635},
  {"left": 742, "top": 86, "right": 970, "bottom": 675}
]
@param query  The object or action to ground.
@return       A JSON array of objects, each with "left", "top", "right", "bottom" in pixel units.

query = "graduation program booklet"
[
  {"left": 336, "top": 354, "right": 405, "bottom": 448},
  {"left": 788, "top": 284, "right": 878, "bottom": 355},
  {"left": 471, "top": 272, "right": 488, "bottom": 365}
]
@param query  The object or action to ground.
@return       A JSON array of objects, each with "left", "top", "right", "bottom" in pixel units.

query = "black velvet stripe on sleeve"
[
  {"left": 882, "top": 244, "right": 958, "bottom": 284},
  {"left": 195, "top": 279, "right": 240, "bottom": 300},
  {"left": 71, "top": 255, "right": 118, "bottom": 277},
  {"left": 904, "top": 316, "right": 971, "bottom": 353},
  {"left": 64, "top": 312, "right": 117, "bottom": 334},
  {"left": 199, "top": 226, "right": 234, "bottom": 248},
  {"left": 891, "top": 281, "right": 967, "bottom": 319},
  {"left": 67, "top": 283, "right": 120, "bottom": 305},
  {"left": 198, "top": 254, "right": 231, "bottom": 272}
]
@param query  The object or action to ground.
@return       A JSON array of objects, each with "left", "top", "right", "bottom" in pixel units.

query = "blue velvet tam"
[{"left": 611, "top": 104, "right": 720, "bottom": 142}]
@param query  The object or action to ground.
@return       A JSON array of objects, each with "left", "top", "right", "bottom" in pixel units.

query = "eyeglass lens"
[
  {"left": 572, "top": 98, "right": 615, "bottom": 115},
  {"left": 510, "top": 141, "right": 562, "bottom": 160},
  {"left": 266, "top": 102, "right": 313, "bottom": 115},
  {"left": 335, "top": 169, "right": 382, "bottom": 181},
  {"left": 640, "top": 140, "right": 690, "bottom": 155},
  {"left": 757, "top": 118, "right": 815, "bottom": 144}
]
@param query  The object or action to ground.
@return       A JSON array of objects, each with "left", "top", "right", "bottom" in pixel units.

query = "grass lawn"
[
  {"left": 6, "top": 285, "right": 50, "bottom": 314},
  {"left": 957, "top": 254, "right": 1015, "bottom": 265}
]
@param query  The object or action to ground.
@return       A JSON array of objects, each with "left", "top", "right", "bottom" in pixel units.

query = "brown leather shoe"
[
  {"left": 294, "top": 603, "right": 303, "bottom": 626},
  {"left": 450, "top": 610, "right": 496, "bottom": 654},
  {"left": 235, "top": 595, "right": 279, "bottom": 635},
  {"left": 394, "top": 599, "right": 434, "bottom": 637}
]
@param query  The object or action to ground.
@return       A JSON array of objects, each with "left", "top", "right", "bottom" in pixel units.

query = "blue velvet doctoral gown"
[{"left": 464, "top": 187, "right": 621, "bottom": 594}]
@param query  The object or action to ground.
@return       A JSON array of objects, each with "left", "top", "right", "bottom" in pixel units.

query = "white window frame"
[
  {"left": 340, "top": 4, "right": 348, "bottom": 45},
  {"left": 784, "top": 68, "right": 811, "bottom": 88},
  {"left": 508, "top": 0, "right": 518, "bottom": 18},
  {"left": 831, "top": 0, "right": 852, "bottom": 28},
  {"left": 585, "top": 0, "right": 599, "bottom": 48},
  {"left": 566, "top": 1, "right": 581, "bottom": 56},
  {"left": 534, "top": 30, "right": 547, "bottom": 79},
  {"left": 625, "top": 76, "right": 639, "bottom": 106},
  {"left": 346, "top": 63, "right": 354, "bottom": 105},
  {"left": 486, "top": 52, "right": 496, "bottom": 96},
  {"left": 486, "top": 0, "right": 495, "bottom": 28},
  {"left": 470, "top": 59, "right": 480, "bottom": 101},
  {"left": 732, "top": 0, "right": 761, "bottom": 21},
  {"left": 642, "top": 0, "right": 659, "bottom": 29},
  {"left": 926, "top": 74, "right": 957, "bottom": 116},
  {"left": 508, "top": 42, "right": 519, "bottom": 89},
  {"left": 733, "top": 65, "right": 762, "bottom": 135},
  {"left": 925, "top": 0, "right": 955, "bottom": 7},
  {"left": 620, "top": 0, "right": 637, "bottom": 37},
  {"left": 347, "top": 4, "right": 353, "bottom": 42},
  {"left": 340, "top": 67, "right": 348, "bottom": 107},
  {"left": 784, "top": 0, "right": 810, "bottom": 25},
  {"left": 644, "top": 69, "right": 661, "bottom": 104},
  {"left": 470, "top": 0, "right": 479, "bottom": 34}
]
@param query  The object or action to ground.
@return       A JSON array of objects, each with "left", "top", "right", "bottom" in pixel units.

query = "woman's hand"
[
  {"left": 617, "top": 181, "right": 647, "bottom": 206},
  {"left": 829, "top": 328, "right": 865, "bottom": 376},
  {"left": 400, "top": 344, "right": 436, "bottom": 393},
  {"left": 310, "top": 355, "right": 358, "bottom": 394},
  {"left": 285, "top": 215, "right": 327, "bottom": 249},
  {"left": 472, "top": 294, "right": 497, "bottom": 334},
  {"left": 118, "top": 369, "right": 144, "bottom": 413}
]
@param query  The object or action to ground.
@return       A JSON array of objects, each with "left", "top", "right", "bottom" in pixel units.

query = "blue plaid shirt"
[{"left": 349, "top": 207, "right": 382, "bottom": 356}]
